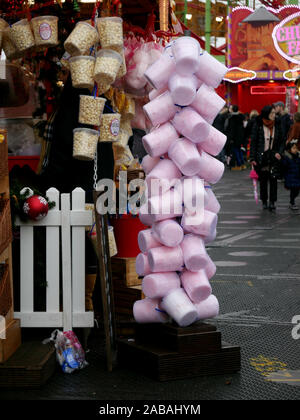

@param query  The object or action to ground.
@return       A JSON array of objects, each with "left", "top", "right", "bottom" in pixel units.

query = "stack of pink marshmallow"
[{"left": 133, "top": 36, "right": 228, "bottom": 328}]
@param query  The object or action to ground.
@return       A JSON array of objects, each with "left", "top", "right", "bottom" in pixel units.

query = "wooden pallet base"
[
  {"left": 0, "top": 319, "right": 21, "bottom": 364},
  {"left": 0, "top": 341, "right": 56, "bottom": 388}
]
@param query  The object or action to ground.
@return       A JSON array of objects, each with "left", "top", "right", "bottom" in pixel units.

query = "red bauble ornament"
[{"left": 23, "top": 195, "right": 49, "bottom": 221}]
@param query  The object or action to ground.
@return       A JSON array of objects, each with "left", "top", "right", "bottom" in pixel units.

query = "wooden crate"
[
  {"left": 0, "top": 319, "right": 22, "bottom": 364},
  {"left": 113, "top": 284, "right": 143, "bottom": 316},
  {"left": 111, "top": 257, "right": 142, "bottom": 287},
  {"left": 0, "top": 341, "right": 56, "bottom": 388}
]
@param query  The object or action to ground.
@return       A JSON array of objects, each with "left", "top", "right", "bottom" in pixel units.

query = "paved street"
[{"left": 1, "top": 168, "right": 300, "bottom": 400}]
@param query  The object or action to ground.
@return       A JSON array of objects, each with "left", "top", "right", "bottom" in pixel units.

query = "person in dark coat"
[
  {"left": 212, "top": 105, "right": 228, "bottom": 163},
  {"left": 281, "top": 140, "right": 300, "bottom": 210},
  {"left": 250, "top": 105, "right": 283, "bottom": 210},
  {"left": 274, "top": 101, "right": 292, "bottom": 147},
  {"left": 286, "top": 112, "right": 300, "bottom": 149},
  {"left": 225, "top": 104, "right": 245, "bottom": 170}
]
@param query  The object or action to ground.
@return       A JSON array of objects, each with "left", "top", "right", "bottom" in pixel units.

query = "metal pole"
[
  {"left": 205, "top": 0, "right": 211, "bottom": 53},
  {"left": 184, "top": 0, "right": 187, "bottom": 26}
]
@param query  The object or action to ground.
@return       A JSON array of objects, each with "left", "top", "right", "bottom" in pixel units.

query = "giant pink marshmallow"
[
  {"left": 168, "top": 72, "right": 198, "bottom": 106},
  {"left": 168, "top": 137, "right": 202, "bottom": 177},
  {"left": 138, "top": 229, "right": 161, "bottom": 253},
  {"left": 171, "top": 37, "right": 201, "bottom": 76},
  {"left": 197, "top": 151, "right": 225, "bottom": 184},
  {"left": 148, "top": 245, "right": 184, "bottom": 272},
  {"left": 181, "top": 209, "right": 218, "bottom": 238},
  {"left": 204, "top": 184, "right": 221, "bottom": 214},
  {"left": 148, "top": 86, "right": 168, "bottom": 101},
  {"left": 136, "top": 252, "right": 151, "bottom": 276},
  {"left": 181, "top": 234, "right": 208, "bottom": 271},
  {"left": 181, "top": 269, "right": 212, "bottom": 303},
  {"left": 152, "top": 219, "right": 184, "bottom": 247},
  {"left": 171, "top": 107, "right": 210, "bottom": 144},
  {"left": 195, "top": 51, "right": 228, "bottom": 89},
  {"left": 200, "top": 125, "right": 227, "bottom": 157},
  {"left": 204, "top": 254, "right": 217, "bottom": 279},
  {"left": 144, "top": 53, "right": 176, "bottom": 90},
  {"left": 194, "top": 294, "right": 219, "bottom": 320},
  {"left": 133, "top": 298, "right": 169, "bottom": 323},
  {"left": 148, "top": 188, "right": 183, "bottom": 222},
  {"left": 191, "top": 84, "right": 226, "bottom": 125},
  {"left": 142, "top": 123, "right": 179, "bottom": 158},
  {"left": 143, "top": 91, "right": 179, "bottom": 126},
  {"left": 204, "top": 228, "right": 217, "bottom": 245},
  {"left": 146, "top": 158, "right": 182, "bottom": 195},
  {"left": 141, "top": 155, "right": 161, "bottom": 174},
  {"left": 174, "top": 176, "right": 207, "bottom": 214},
  {"left": 139, "top": 203, "right": 154, "bottom": 226},
  {"left": 161, "top": 288, "right": 198, "bottom": 327},
  {"left": 142, "top": 272, "right": 181, "bottom": 299}
]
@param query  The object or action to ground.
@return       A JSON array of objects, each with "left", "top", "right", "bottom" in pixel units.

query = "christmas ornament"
[{"left": 23, "top": 194, "right": 49, "bottom": 221}]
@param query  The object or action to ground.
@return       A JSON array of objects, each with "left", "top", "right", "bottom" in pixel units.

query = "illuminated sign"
[
  {"left": 272, "top": 12, "right": 300, "bottom": 65},
  {"left": 283, "top": 67, "right": 300, "bottom": 80},
  {"left": 223, "top": 67, "right": 256, "bottom": 83}
]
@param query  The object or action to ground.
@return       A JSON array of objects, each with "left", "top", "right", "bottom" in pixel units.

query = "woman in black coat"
[
  {"left": 281, "top": 140, "right": 300, "bottom": 210},
  {"left": 250, "top": 105, "right": 283, "bottom": 210}
]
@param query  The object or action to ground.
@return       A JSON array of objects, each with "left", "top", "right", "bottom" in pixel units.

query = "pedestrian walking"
[
  {"left": 225, "top": 104, "right": 246, "bottom": 170},
  {"left": 250, "top": 105, "right": 283, "bottom": 210},
  {"left": 281, "top": 140, "right": 300, "bottom": 210},
  {"left": 274, "top": 101, "right": 292, "bottom": 146},
  {"left": 212, "top": 105, "right": 229, "bottom": 163},
  {"left": 244, "top": 110, "right": 259, "bottom": 160},
  {"left": 286, "top": 111, "right": 300, "bottom": 149}
]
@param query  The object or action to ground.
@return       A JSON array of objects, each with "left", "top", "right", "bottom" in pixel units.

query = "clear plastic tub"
[
  {"left": 99, "top": 113, "right": 121, "bottom": 142},
  {"left": 96, "top": 17, "right": 123, "bottom": 49},
  {"left": 73, "top": 128, "right": 99, "bottom": 160},
  {"left": 31, "top": 15, "right": 58, "bottom": 48},
  {"left": 69, "top": 55, "right": 95, "bottom": 90},
  {"left": 79, "top": 95, "right": 106, "bottom": 126},
  {"left": 64, "top": 21, "right": 99, "bottom": 56},
  {"left": 10, "top": 19, "right": 35, "bottom": 52},
  {"left": 2, "top": 27, "right": 20, "bottom": 60},
  {"left": 94, "top": 49, "right": 122, "bottom": 85}
]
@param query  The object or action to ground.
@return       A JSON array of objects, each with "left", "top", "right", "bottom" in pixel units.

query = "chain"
[{"left": 93, "top": 145, "right": 98, "bottom": 190}]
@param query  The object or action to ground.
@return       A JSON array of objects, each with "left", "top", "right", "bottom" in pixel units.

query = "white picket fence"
[{"left": 14, "top": 187, "right": 94, "bottom": 331}]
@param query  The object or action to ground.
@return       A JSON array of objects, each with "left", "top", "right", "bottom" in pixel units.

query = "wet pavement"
[{"left": 1, "top": 168, "right": 300, "bottom": 400}]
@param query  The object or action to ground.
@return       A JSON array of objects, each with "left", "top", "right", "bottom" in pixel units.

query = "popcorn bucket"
[
  {"left": 73, "top": 128, "right": 99, "bottom": 161},
  {"left": 94, "top": 49, "right": 122, "bottom": 85},
  {"left": 96, "top": 16, "right": 123, "bottom": 49},
  {"left": 69, "top": 55, "right": 95, "bottom": 90},
  {"left": 99, "top": 113, "right": 121, "bottom": 143},
  {"left": 31, "top": 15, "right": 58, "bottom": 48},
  {"left": 10, "top": 18, "right": 35, "bottom": 53},
  {"left": 64, "top": 21, "right": 99, "bottom": 56},
  {"left": 79, "top": 95, "right": 106, "bottom": 126}
]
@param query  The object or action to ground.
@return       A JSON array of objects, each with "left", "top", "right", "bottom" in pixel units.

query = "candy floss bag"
[{"left": 43, "top": 329, "right": 88, "bottom": 373}]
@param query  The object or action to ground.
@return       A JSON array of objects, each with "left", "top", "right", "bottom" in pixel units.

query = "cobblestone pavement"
[{"left": 1, "top": 169, "right": 300, "bottom": 400}]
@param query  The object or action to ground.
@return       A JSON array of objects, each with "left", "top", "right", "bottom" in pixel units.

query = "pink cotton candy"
[
  {"left": 194, "top": 294, "right": 219, "bottom": 320},
  {"left": 171, "top": 37, "right": 201, "bottom": 76},
  {"left": 168, "top": 72, "right": 198, "bottom": 106},
  {"left": 136, "top": 252, "right": 151, "bottom": 276},
  {"left": 148, "top": 86, "right": 168, "bottom": 101},
  {"left": 197, "top": 151, "right": 225, "bottom": 184},
  {"left": 146, "top": 158, "right": 182, "bottom": 195},
  {"left": 168, "top": 137, "right": 202, "bottom": 177},
  {"left": 142, "top": 272, "right": 181, "bottom": 299},
  {"left": 181, "top": 209, "right": 218, "bottom": 238},
  {"left": 174, "top": 176, "right": 207, "bottom": 214},
  {"left": 148, "top": 245, "right": 184, "bottom": 272},
  {"left": 171, "top": 107, "right": 210, "bottom": 144},
  {"left": 144, "top": 54, "right": 176, "bottom": 90},
  {"left": 148, "top": 188, "right": 183, "bottom": 222},
  {"left": 181, "top": 269, "right": 212, "bottom": 303},
  {"left": 200, "top": 125, "right": 227, "bottom": 157},
  {"left": 143, "top": 123, "right": 179, "bottom": 158},
  {"left": 181, "top": 234, "right": 208, "bottom": 272},
  {"left": 141, "top": 155, "right": 161, "bottom": 174},
  {"left": 191, "top": 84, "right": 225, "bottom": 124},
  {"left": 133, "top": 298, "right": 169, "bottom": 323},
  {"left": 144, "top": 91, "right": 179, "bottom": 127},
  {"left": 204, "top": 228, "right": 217, "bottom": 245},
  {"left": 195, "top": 51, "right": 228, "bottom": 89},
  {"left": 138, "top": 229, "right": 161, "bottom": 253},
  {"left": 152, "top": 219, "right": 184, "bottom": 247},
  {"left": 204, "top": 184, "right": 220, "bottom": 214},
  {"left": 204, "top": 254, "right": 217, "bottom": 279},
  {"left": 161, "top": 288, "right": 198, "bottom": 327}
]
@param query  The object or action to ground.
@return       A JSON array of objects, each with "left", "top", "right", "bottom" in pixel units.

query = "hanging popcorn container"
[
  {"left": 124, "top": 97, "right": 135, "bottom": 119},
  {"left": 113, "top": 45, "right": 127, "bottom": 78},
  {"left": 96, "top": 17, "right": 123, "bottom": 49},
  {"left": 0, "top": 18, "right": 8, "bottom": 50},
  {"left": 10, "top": 19, "right": 35, "bottom": 53},
  {"left": 99, "top": 113, "right": 121, "bottom": 143},
  {"left": 97, "top": 80, "right": 111, "bottom": 95},
  {"left": 64, "top": 21, "right": 99, "bottom": 56},
  {"left": 69, "top": 56, "right": 95, "bottom": 90},
  {"left": 2, "top": 27, "right": 21, "bottom": 60},
  {"left": 94, "top": 49, "right": 122, "bottom": 85},
  {"left": 117, "top": 129, "right": 130, "bottom": 148},
  {"left": 31, "top": 16, "right": 58, "bottom": 48},
  {"left": 73, "top": 128, "right": 99, "bottom": 161},
  {"left": 79, "top": 95, "right": 106, "bottom": 126}
]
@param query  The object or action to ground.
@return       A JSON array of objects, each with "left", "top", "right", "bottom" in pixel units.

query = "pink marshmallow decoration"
[
  {"left": 143, "top": 91, "right": 179, "bottom": 126},
  {"left": 191, "top": 84, "right": 226, "bottom": 125},
  {"left": 139, "top": 203, "right": 154, "bottom": 226},
  {"left": 181, "top": 269, "right": 212, "bottom": 303},
  {"left": 152, "top": 219, "right": 184, "bottom": 247},
  {"left": 168, "top": 73, "right": 198, "bottom": 106},
  {"left": 148, "top": 188, "right": 183, "bottom": 222},
  {"left": 204, "top": 184, "right": 221, "bottom": 214},
  {"left": 194, "top": 294, "right": 219, "bottom": 321},
  {"left": 204, "top": 228, "right": 217, "bottom": 245},
  {"left": 142, "top": 272, "right": 181, "bottom": 299},
  {"left": 138, "top": 229, "right": 161, "bottom": 253},
  {"left": 144, "top": 53, "right": 176, "bottom": 90},
  {"left": 141, "top": 155, "right": 161, "bottom": 174},
  {"left": 181, "top": 209, "right": 218, "bottom": 238},
  {"left": 148, "top": 245, "right": 184, "bottom": 272},
  {"left": 148, "top": 86, "right": 168, "bottom": 101},
  {"left": 142, "top": 123, "right": 179, "bottom": 158},
  {"left": 195, "top": 51, "right": 228, "bottom": 89},
  {"left": 204, "top": 254, "right": 217, "bottom": 280},
  {"left": 200, "top": 125, "right": 227, "bottom": 157},
  {"left": 161, "top": 288, "right": 198, "bottom": 327},
  {"left": 171, "top": 107, "right": 210, "bottom": 144},
  {"left": 146, "top": 158, "right": 182, "bottom": 195},
  {"left": 133, "top": 298, "right": 169, "bottom": 323},
  {"left": 168, "top": 138, "right": 202, "bottom": 177},
  {"left": 136, "top": 253, "right": 151, "bottom": 276},
  {"left": 197, "top": 151, "right": 225, "bottom": 184},
  {"left": 181, "top": 234, "right": 208, "bottom": 272},
  {"left": 174, "top": 176, "right": 207, "bottom": 214},
  {"left": 171, "top": 37, "right": 201, "bottom": 76}
]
